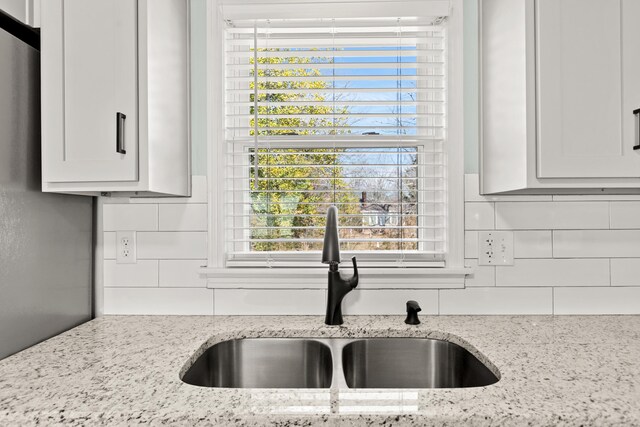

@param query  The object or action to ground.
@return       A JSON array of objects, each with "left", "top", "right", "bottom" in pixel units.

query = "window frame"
[{"left": 203, "top": 0, "right": 466, "bottom": 288}]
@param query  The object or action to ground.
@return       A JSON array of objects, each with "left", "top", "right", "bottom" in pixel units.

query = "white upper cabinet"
[
  {"left": 46, "top": 0, "right": 138, "bottom": 183},
  {"left": 480, "top": 0, "right": 640, "bottom": 193},
  {"left": 621, "top": 0, "right": 640, "bottom": 174},
  {"left": 41, "top": 0, "right": 191, "bottom": 196},
  {"left": 536, "top": 0, "right": 629, "bottom": 178}
]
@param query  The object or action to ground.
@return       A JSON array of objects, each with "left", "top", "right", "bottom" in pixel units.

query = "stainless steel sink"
[
  {"left": 181, "top": 338, "right": 333, "bottom": 388},
  {"left": 181, "top": 337, "right": 498, "bottom": 389},
  {"left": 342, "top": 338, "right": 499, "bottom": 388}
]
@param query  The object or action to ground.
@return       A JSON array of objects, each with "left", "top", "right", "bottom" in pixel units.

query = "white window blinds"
[{"left": 224, "top": 16, "right": 447, "bottom": 267}]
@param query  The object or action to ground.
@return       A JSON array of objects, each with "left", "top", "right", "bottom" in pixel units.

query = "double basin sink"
[{"left": 181, "top": 338, "right": 499, "bottom": 389}]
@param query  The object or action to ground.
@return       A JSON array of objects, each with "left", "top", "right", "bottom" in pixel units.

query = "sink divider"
[{"left": 309, "top": 338, "right": 354, "bottom": 390}]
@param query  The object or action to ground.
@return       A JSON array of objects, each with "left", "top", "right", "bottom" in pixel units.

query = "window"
[
  {"left": 207, "top": 0, "right": 465, "bottom": 280},
  {"left": 223, "top": 15, "right": 448, "bottom": 268}
]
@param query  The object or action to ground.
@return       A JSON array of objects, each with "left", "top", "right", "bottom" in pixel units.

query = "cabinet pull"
[
  {"left": 634, "top": 109, "right": 640, "bottom": 150},
  {"left": 116, "top": 112, "right": 127, "bottom": 154}
]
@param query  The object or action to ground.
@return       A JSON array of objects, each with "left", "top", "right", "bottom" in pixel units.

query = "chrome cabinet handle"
[
  {"left": 116, "top": 112, "right": 127, "bottom": 154},
  {"left": 633, "top": 108, "right": 640, "bottom": 151}
]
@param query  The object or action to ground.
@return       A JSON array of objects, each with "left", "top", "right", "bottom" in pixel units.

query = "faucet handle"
[
  {"left": 405, "top": 300, "right": 421, "bottom": 325},
  {"left": 346, "top": 256, "right": 359, "bottom": 289}
]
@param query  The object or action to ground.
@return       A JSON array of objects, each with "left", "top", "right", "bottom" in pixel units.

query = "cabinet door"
[
  {"left": 43, "top": 0, "right": 138, "bottom": 183},
  {"left": 536, "top": 0, "right": 640, "bottom": 179},
  {"left": 622, "top": 0, "right": 640, "bottom": 161}
]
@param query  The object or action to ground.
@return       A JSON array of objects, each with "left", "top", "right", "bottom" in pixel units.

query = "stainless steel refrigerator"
[{"left": 0, "top": 10, "right": 93, "bottom": 360}]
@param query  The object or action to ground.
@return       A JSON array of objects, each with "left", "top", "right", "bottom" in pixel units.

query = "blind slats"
[
  {"left": 227, "top": 101, "right": 444, "bottom": 107},
  {"left": 224, "top": 213, "right": 447, "bottom": 218},
  {"left": 226, "top": 37, "right": 443, "bottom": 46},
  {"left": 227, "top": 62, "right": 443, "bottom": 70},
  {"left": 227, "top": 238, "right": 445, "bottom": 243},
  {"left": 227, "top": 75, "right": 443, "bottom": 82},
  {"left": 229, "top": 225, "right": 441, "bottom": 230},
  {"left": 226, "top": 201, "right": 448, "bottom": 210},
  {"left": 225, "top": 26, "right": 444, "bottom": 34},
  {"left": 226, "top": 49, "right": 443, "bottom": 58},
  {"left": 225, "top": 88, "right": 444, "bottom": 94},
  {"left": 224, "top": 16, "right": 447, "bottom": 264}
]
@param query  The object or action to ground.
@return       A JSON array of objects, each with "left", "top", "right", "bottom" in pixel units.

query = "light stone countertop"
[{"left": 0, "top": 315, "right": 639, "bottom": 426}]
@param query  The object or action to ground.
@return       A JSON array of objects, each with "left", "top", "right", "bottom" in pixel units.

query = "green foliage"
[{"left": 248, "top": 50, "right": 359, "bottom": 251}]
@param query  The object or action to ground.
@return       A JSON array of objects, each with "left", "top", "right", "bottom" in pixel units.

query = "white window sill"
[{"left": 200, "top": 267, "right": 470, "bottom": 289}]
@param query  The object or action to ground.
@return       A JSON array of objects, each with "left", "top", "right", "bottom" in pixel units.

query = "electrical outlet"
[
  {"left": 116, "top": 231, "right": 136, "bottom": 264},
  {"left": 478, "top": 231, "right": 514, "bottom": 265}
]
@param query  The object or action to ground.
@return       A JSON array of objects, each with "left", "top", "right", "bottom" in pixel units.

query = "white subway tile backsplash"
[
  {"left": 513, "top": 231, "right": 552, "bottom": 258},
  {"left": 465, "top": 202, "right": 494, "bottom": 230},
  {"left": 104, "top": 260, "right": 159, "bottom": 287},
  {"left": 103, "top": 204, "right": 158, "bottom": 231},
  {"left": 464, "top": 259, "right": 495, "bottom": 287},
  {"left": 495, "top": 259, "right": 609, "bottom": 287},
  {"left": 343, "top": 290, "right": 438, "bottom": 315},
  {"left": 610, "top": 202, "right": 640, "bottom": 229},
  {"left": 159, "top": 259, "right": 207, "bottom": 287},
  {"left": 554, "top": 230, "right": 640, "bottom": 258},
  {"left": 159, "top": 204, "right": 207, "bottom": 231},
  {"left": 611, "top": 259, "right": 640, "bottom": 286},
  {"left": 98, "top": 174, "right": 640, "bottom": 316},
  {"left": 495, "top": 202, "right": 609, "bottom": 230},
  {"left": 137, "top": 232, "right": 207, "bottom": 259},
  {"left": 214, "top": 289, "right": 325, "bottom": 315},
  {"left": 554, "top": 287, "right": 640, "bottom": 314},
  {"left": 439, "top": 287, "right": 553, "bottom": 315},
  {"left": 465, "top": 231, "right": 479, "bottom": 258},
  {"left": 103, "top": 232, "right": 116, "bottom": 259},
  {"left": 104, "top": 287, "right": 213, "bottom": 315}
]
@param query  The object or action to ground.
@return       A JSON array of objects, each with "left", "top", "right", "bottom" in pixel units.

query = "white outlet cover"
[
  {"left": 116, "top": 231, "right": 137, "bottom": 264},
  {"left": 478, "top": 231, "right": 514, "bottom": 266}
]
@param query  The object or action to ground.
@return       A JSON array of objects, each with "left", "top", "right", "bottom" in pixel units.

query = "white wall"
[
  {"left": 463, "top": 0, "right": 479, "bottom": 174},
  {"left": 190, "top": 0, "right": 208, "bottom": 176}
]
